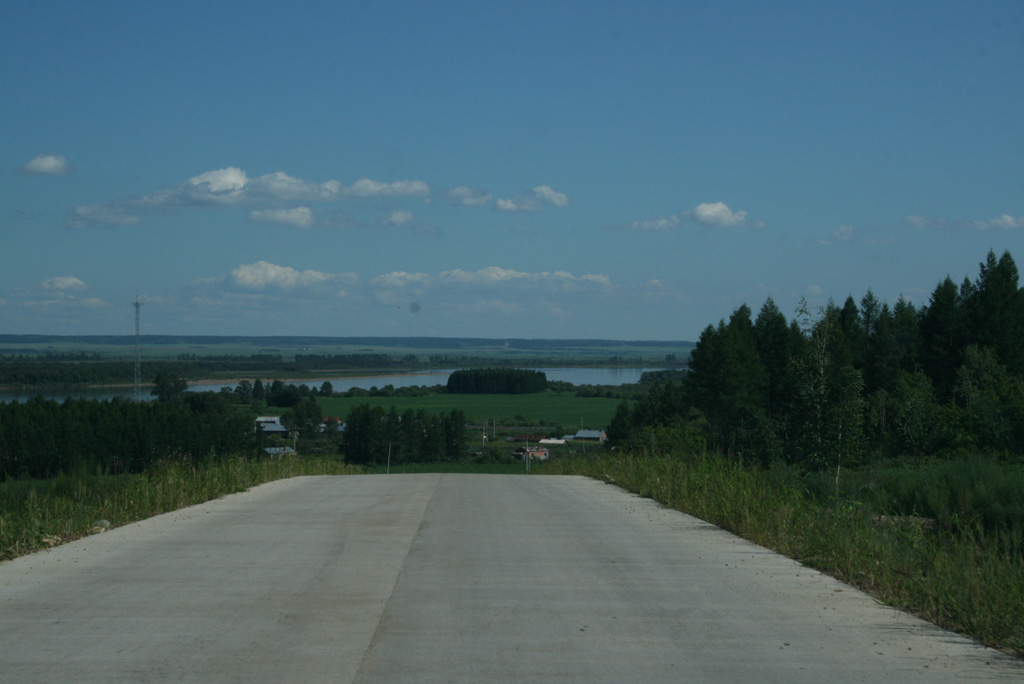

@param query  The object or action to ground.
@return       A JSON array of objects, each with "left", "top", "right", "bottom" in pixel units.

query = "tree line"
[
  {"left": 0, "top": 355, "right": 424, "bottom": 389},
  {"left": 0, "top": 394, "right": 254, "bottom": 481},
  {"left": 610, "top": 250, "right": 1024, "bottom": 469}
]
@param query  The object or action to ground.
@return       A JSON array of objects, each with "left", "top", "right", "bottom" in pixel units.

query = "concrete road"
[{"left": 1, "top": 475, "right": 1020, "bottom": 683}]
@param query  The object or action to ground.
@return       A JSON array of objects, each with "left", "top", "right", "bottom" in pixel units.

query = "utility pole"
[{"left": 132, "top": 297, "right": 143, "bottom": 403}]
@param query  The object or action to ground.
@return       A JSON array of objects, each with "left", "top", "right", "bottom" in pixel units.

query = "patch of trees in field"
[
  {"left": 340, "top": 405, "right": 468, "bottom": 465},
  {"left": 446, "top": 368, "right": 547, "bottom": 394},
  {"left": 610, "top": 250, "right": 1024, "bottom": 468}
]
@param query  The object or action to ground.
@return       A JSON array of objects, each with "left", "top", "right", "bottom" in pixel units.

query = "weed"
[{"left": 0, "top": 456, "right": 359, "bottom": 562}]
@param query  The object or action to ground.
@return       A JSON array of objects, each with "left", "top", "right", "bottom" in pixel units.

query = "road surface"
[{"left": 2, "top": 474, "right": 1020, "bottom": 682}]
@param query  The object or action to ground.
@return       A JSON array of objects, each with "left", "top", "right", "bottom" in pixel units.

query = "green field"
[{"left": 317, "top": 390, "right": 622, "bottom": 429}]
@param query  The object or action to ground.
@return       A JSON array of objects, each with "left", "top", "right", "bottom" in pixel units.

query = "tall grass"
[
  {"left": 0, "top": 456, "right": 359, "bottom": 561},
  {"left": 541, "top": 452, "right": 1024, "bottom": 657}
]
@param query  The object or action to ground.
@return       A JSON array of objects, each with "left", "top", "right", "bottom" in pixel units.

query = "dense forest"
[
  {"left": 0, "top": 393, "right": 254, "bottom": 480},
  {"left": 610, "top": 250, "right": 1024, "bottom": 468}
]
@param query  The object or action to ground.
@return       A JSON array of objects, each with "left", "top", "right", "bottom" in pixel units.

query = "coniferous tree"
[
  {"left": 920, "top": 277, "right": 966, "bottom": 401},
  {"left": 964, "top": 250, "right": 1023, "bottom": 375}
]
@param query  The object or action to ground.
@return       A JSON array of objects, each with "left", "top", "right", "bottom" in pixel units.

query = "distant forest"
[{"left": 611, "top": 250, "right": 1024, "bottom": 464}]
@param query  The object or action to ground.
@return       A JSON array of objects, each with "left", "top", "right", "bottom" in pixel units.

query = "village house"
[
  {"left": 255, "top": 416, "right": 288, "bottom": 435},
  {"left": 513, "top": 445, "right": 549, "bottom": 461},
  {"left": 573, "top": 429, "right": 608, "bottom": 442}
]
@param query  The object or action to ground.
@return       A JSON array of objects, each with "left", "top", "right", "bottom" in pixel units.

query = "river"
[{"left": 0, "top": 367, "right": 672, "bottom": 403}]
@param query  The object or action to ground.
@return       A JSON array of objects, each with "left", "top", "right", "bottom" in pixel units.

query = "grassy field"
[{"left": 317, "top": 390, "right": 622, "bottom": 429}]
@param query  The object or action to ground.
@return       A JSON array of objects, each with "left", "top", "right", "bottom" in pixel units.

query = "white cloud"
[
  {"left": 532, "top": 185, "right": 570, "bottom": 207},
  {"left": 229, "top": 261, "right": 356, "bottom": 290},
  {"left": 249, "top": 206, "right": 314, "bottom": 228},
  {"left": 620, "top": 202, "right": 755, "bottom": 231},
  {"left": 190, "top": 167, "right": 248, "bottom": 194},
  {"left": 20, "top": 154, "right": 74, "bottom": 176},
  {"left": 446, "top": 186, "right": 492, "bottom": 207},
  {"left": 495, "top": 185, "right": 571, "bottom": 212},
  {"left": 691, "top": 202, "right": 748, "bottom": 227},
  {"left": 41, "top": 276, "right": 87, "bottom": 291}
]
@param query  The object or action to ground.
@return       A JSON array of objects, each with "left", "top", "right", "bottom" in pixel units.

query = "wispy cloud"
[
  {"left": 445, "top": 186, "right": 492, "bottom": 207},
  {"left": 972, "top": 214, "right": 1023, "bottom": 230},
  {"left": 383, "top": 210, "right": 415, "bottom": 227},
  {"left": 345, "top": 178, "right": 430, "bottom": 198},
  {"left": 370, "top": 271, "right": 434, "bottom": 289},
  {"left": 906, "top": 214, "right": 1024, "bottom": 231},
  {"left": 623, "top": 215, "right": 682, "bottom": 231},
  {"left": 495, "top": 185, "right": 570, "bottom": 212},
  {"left": 67, "top": 166, "right": 577, "bottom": 229},
  {"left": 41, "top": 276, "right": 87, "bottom": 291},
  {"left": 249, "top": 207, "right": 314, "bottom": 228},
  {"left": 438, "top": 266, "right": 609, "bottom": 290},
  {"left": 68, "top": 204, "right": 141, "bottom": 228},
  {"left": 0, "top": 277, "right": 106, "bottom": 320},
  {"left": 19, "top": 154, "right": 74, "bottom": 176},
  {"left": 819, "top": 224, "right": 854, "bottom": 245}
]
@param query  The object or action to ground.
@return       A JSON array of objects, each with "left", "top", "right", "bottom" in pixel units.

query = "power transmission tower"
[{"left": 132, "top": 297, "right": 143, "bottom": 402}]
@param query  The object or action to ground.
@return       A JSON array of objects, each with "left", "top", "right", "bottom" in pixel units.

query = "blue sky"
[{"left": 3, "top": 1, "right": 1022, "bottom": 341}]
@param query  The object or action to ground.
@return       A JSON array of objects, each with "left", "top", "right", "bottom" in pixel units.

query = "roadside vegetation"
[
  {"left": 0, "top": 455, "right": 358, "bottom": 561},
  {"left": 540, "top": 451, "right": 1024, "bottom": 657}
]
